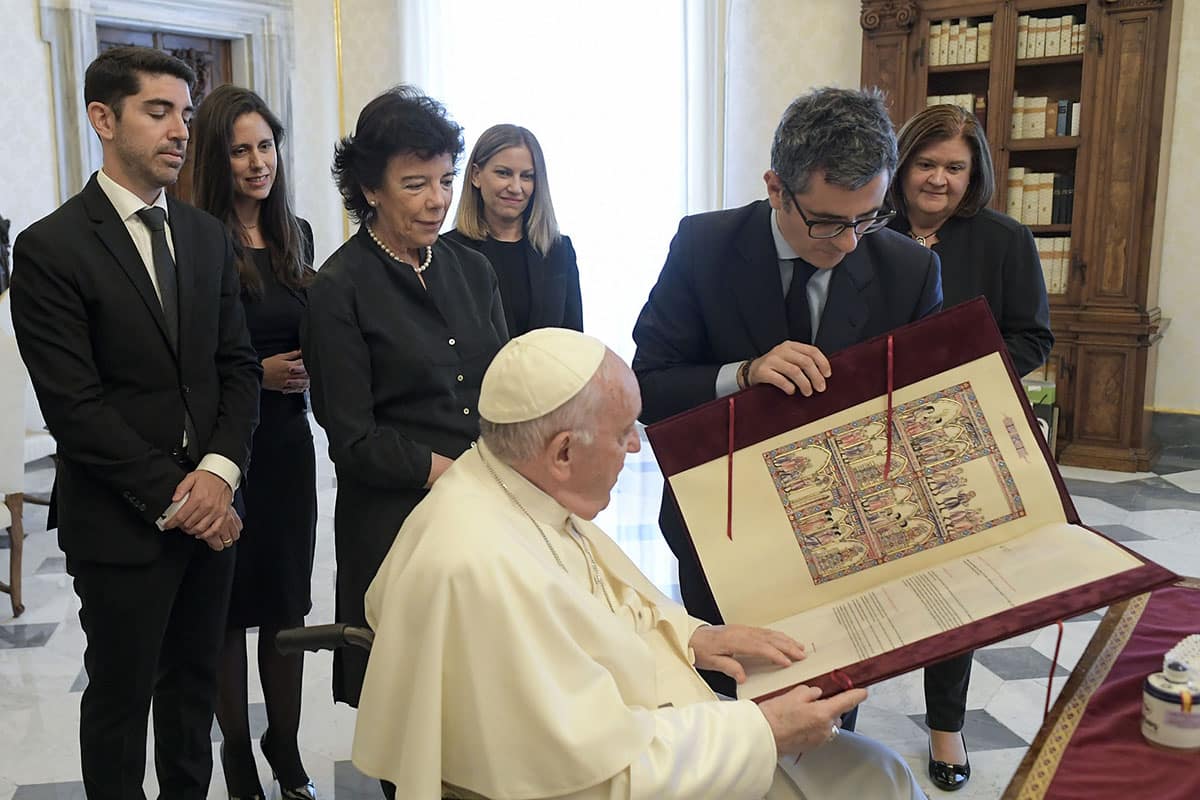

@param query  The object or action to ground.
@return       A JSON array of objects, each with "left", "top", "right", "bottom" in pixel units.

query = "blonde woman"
[{"left": 445, "top": 124, "right": 582, "bottom": 335}]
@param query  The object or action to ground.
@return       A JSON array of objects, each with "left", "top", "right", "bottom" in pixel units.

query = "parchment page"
[
  {"left": 669, "top": 352, "right": 1072, "bottom": 627},
  {"left": 739, "top": 521, "right": 1142, "bottom": 699}
]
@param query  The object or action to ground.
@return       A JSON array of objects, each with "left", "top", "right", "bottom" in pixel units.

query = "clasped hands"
[
  {"left": 689, "top": 624, "right": 867, "bottom": 756},
  {"left": 161, "top": 470, "right": 242, "bottom": 551}
]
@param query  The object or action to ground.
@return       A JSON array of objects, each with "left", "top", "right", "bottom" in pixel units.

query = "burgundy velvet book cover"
[{"left": 645, "top": 299, "right": 1177, "bottom": 698}]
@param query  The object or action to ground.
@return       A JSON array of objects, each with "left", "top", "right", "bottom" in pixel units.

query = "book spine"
[
  {"left": 1056, "top": 237, "right": 1070, "bottom": 294},
  {"left": 1037, "top": 172, "right": 1054, "bottom": 226},
  {"left": 1045, "top": 100, "right": 1058, "bottom": 139},
  {"left": 978, "top": 21, "right": 992, "bottom": 62},
  {"left": 1022, "top": 172, "right": 1040, "bottom": 224},
  {"left": 1011, "top": 95, "right": 1025, "bottom": 140},
  {"left": 1064, "top": 174, "right": 1075, "bottom": 224},
  {"left": 949, "top": 21, "right": 961, "bottom": 64},
  {"left": 939, "top": 21, "right": 951, "bottom": 65},
  {"left": 1007, "top": 167, "right": 1026, "bottom": 220},
  {"left": 1036, "top": 238, "right": 1052, "bottom": 292},
  {"left": 965, "top": 26, "right": 978, "bottom": 64},
  {"left": 974, "top": 94, "right": 988, "bottom": 130},
  {"left": 1028, "top": 96, "right": 1048, "bottom": 138},
  {"left": 1078, "top": 22, "right": 1087, "bottom": 55},
  {"left": 1060, "top": 15, "right": 1074, "bottom": 55},
  {"left": 1052, "top": 173, "right": 1065, "bottom": 225},
  {"left": 1070, "top": 102, "right": 1081, "bottom": 136},
  {"left": 1033, "top": 18, "right": 1047, "bottom": 59},
  {"left": 1056, "top": 99, "right": 1069, "bottom": 136},
  {"left": 929, "top": 23, "right": 943, "bottom": 66},
  {"left": 1017, "top": 15, "right": 1029, "bottom": 60},
  {"left": 1045, "top": 17, "right": 1062, "bottom": 57}
]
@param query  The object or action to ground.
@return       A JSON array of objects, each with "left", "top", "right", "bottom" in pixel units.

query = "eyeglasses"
[{"left": 783, "top": 184, "right": 896, "bottom": 240}]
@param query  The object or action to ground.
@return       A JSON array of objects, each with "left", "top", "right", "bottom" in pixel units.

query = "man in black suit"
[
  {"left": 632, "top": 87, "right": 942, "bottom": 698},
  {"left": 11, "top": 47, "right": 260, "bottom": 798}
]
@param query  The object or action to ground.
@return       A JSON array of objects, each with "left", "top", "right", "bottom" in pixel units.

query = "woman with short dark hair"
[
  {"left": 445, "top": 124, "right": 582, "bottom": 335},
  {"left": 191, "top": 83, "right": 318, "bottom": 800},
  {"left": 888, "top": 103, "right": 1053, "bottom": 792},
  {"left": 302, "top": 86, "right": 508, "bottom": 709}
]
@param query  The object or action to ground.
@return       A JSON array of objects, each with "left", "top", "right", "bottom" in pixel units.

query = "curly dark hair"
[{"left": 332, "top": 86, "right": 465, "bottom": 224}]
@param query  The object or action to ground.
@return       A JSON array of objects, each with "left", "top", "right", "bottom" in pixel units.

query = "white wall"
[
  {"left": 0, "top": 0, "right": 61, "bottom": 238},
  {"left": 1152, "top": 0, "right": 1200, "bottom": 413},
  {"left": 723, "top": 0, "right": 863, "bottom": 207}
]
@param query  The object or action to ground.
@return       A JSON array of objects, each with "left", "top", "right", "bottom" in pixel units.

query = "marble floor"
[{"left": 2, "top": 421, "right": 1198, "bottom": 800}]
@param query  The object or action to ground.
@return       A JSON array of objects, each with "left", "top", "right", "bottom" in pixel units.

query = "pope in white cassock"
[{"left": 353, "top": 328, "right": 925, "bottom": 800}]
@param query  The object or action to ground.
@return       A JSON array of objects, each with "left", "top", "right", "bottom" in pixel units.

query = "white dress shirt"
[{"left": 96, "top": 169, "right": 242, "bottom": 526}]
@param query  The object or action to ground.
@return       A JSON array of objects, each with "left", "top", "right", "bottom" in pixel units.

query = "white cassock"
[{"left": 353, "top": 441, "right": 923, "bottom": 800}]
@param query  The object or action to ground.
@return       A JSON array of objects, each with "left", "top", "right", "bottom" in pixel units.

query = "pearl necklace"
[
  {"left": 479, "top": 449, "right": 616, "bottom": 613},
  {"left": 366, "top": 225, "right": 433, "bottom": 273}
]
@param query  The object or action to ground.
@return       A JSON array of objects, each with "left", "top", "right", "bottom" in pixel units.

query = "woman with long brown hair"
[{"left": 191, "top": 84, "right": 317, "bottom": 800}]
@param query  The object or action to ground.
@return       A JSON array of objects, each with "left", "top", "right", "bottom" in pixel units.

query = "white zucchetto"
[{"left": 479, "top": 327, "right": 607, "bottom": 423}]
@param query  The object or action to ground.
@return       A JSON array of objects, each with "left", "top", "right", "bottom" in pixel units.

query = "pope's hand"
[
  {"left": 759, "top": 684, "right": 868, "bottom": 755},
  {"left": 689, "top": 624, "right": 806, "bottom": 684}
]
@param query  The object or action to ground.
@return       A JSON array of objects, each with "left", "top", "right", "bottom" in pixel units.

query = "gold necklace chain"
[
  {"left": 366, "top": 225, "right": 433, "bottom": 273},
  {"left": 479, "top": 449, "right": 616, "bottom": 613}
]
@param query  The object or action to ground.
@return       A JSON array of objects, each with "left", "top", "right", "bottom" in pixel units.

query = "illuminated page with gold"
[{"left": 645, "top": 300, "right": 1175, "bottom": 700}]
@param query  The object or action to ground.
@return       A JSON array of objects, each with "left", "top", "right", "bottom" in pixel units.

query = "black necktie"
[
  {"left": 785, "top": 258, "right": 819, "bottom": 344},
  {"left": 135, "top": 206, "right": 179, "bottom": 351}
]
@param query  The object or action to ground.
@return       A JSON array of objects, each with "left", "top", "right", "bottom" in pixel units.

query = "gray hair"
[
  {"left": 480, "top": 352, "right": 618, "bottom": 464},
  {"left": 770, "top": 86, "right": 897, "bottom": 196}
]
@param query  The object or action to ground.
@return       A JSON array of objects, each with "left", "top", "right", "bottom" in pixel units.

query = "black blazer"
[
  {"left": 633, "top": 199, "right": 943, "bottom": 424},
  {"left": 890, "top": 207, "right": 1053, "bottom": 377},
  {"left": 442, "top": 228, "right": 583, "bottom": 334},
  {"left": 10, "top": 174, "right": 262, "bottom": 564}
]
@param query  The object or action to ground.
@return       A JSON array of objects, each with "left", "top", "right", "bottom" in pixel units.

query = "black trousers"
[
  {"left": 924, "top": 651, "right": 973, "bottom": 732},
  {"left": 69, "top": 533, "right": 234, "bottom": 799}
]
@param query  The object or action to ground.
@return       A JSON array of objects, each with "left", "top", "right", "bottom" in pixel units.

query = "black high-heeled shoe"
[
  {"left": 261, "top": 729, "right": 317, "bottom": 799},
  {"left": 927, "top": 732, "right": 971, "bottom": 792}
]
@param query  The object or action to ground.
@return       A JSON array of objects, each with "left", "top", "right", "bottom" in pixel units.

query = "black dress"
[
  {"left": 442, "top": 228, "right": 583, "bottom": 335},
  {"left": 227, "top": 231, "right": 317, "bottom": 629},
  {"left": 889, "top": 208, "right": 1053, "bottom": 376},
  {"left": 301, "top": 229, "right": 508, "bottom": 706}
]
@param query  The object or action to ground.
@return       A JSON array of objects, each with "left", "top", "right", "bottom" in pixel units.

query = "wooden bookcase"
[{"left": 861, "top": 0, "right": 1173, "bottom": 470}]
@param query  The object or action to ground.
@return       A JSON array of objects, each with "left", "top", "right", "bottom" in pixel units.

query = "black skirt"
[{"left": 227, "top": 392, "right": 317, "bottom": 629}]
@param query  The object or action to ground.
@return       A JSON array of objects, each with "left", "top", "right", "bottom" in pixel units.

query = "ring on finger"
[
  {"left": 828, "top": 724, "right": 840, "bottom": 742},
  {"left": 220, "top": 537, "right": 233, "bottom": 547}
]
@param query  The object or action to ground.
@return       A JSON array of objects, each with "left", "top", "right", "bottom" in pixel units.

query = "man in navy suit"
[
  {"left": 11, "top": 47, "right": 260, "bottom": 798},
  {"left": 632, "top": 87, "right": 942, "bottom": 698}
]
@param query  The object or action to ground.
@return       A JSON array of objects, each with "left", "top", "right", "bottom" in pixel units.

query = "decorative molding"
[
  {"left": 860, "top": 1, "right": 918, "bottom": 34},
  {"left": 39, "top": 0, "right": 294, "bottom": 203},
  {"left": 1103, "top": 0, "right": 1165, "bottom": 9}
]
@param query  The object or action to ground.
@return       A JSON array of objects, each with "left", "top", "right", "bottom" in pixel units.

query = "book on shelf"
[
  {"left": 948, "top": 20, "right": 960, "bottom": 64},
  {"left": 939, "top": 20, "right": 951, "bottom": 65},
  {"left": 645, "top": 300, "right": 1175, "bottom": 703},
  {"left": 978, "top": 21, "right": 992, "bottom": 62},
  {"left": 1045, "top": 101, "right": 1058, "bottom": 140},
  {"left": 1021, "top": 172, "right": 1040, "bottom": 224},
  {"left": 1037, "top": 172, "right": 1053, "bottom": 226},
  {"left": 1060, "top": 15, "right": 1074, "bottom": 55},
  {"left": 964, "top": 25, "right": 978, "bottom": 64},
  {"left": 1055, "top": 99, "right": 1070, "bottom": 137},
  {"left": 1017, "top": 15, "right": 1029, "bottom": 59},
  {"left": 1006, "top": 168, "right": 1025, "bottom": 219},
  {"left": 1070, "top": 102, "right": 1081, "bottom": 136},
  {"left": 929, "top": 24, "right": 942, "bottom": 66},
  {"left": 1046, "top": 17, "right": 1062, "bottom": 57},
  {"left": 1025, "top": 96, "right": 1049, "bottom": 138},
  {"left": 974, "top": 95, "right": 987, "bottom": 130},
  {"left": 1033, "top": 17, "right": 1047, "bottom": 59},
  {"left": 1011, "top": 95, "right": 1025, "bottom": 140}
]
